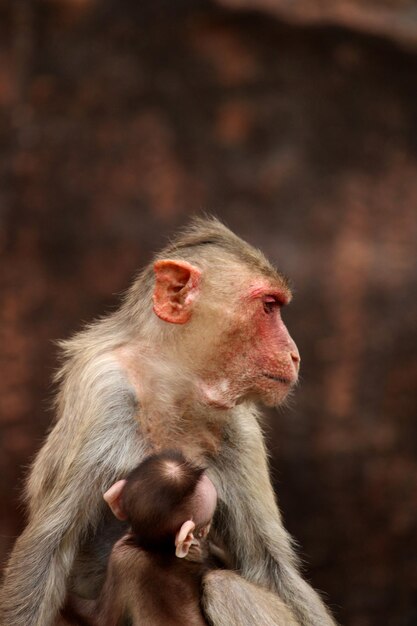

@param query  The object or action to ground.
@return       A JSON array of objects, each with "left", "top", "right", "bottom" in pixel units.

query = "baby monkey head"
[{"left": 104, "top": 450, "right": 217, "bottom": 559}]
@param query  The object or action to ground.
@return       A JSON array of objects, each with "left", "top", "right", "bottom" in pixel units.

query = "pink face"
[
  {"left": 151, "top": 259, "right": 299, "bottom": 408},
  {"left": 203, "top": 280, "right": 300, "bottom": 407},
  {"left": 246, "top": 284, "right": 300, "bottom": 404}
]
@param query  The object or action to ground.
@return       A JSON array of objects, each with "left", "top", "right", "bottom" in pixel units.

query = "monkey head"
[
  {"left": 174, "top": 472, "right": 217, "bottom": 560},
  {"left": 103, "top": 451, "right": 217, "bottom": 560},
  {"left": 152, "top": 257, "right": 300, "bottom": 409}
]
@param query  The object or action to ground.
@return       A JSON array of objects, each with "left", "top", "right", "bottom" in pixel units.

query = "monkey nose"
[{"left": 290, "top": 350, "right": 300, "bottom": 371}]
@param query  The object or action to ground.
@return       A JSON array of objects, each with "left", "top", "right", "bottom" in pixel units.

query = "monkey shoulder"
[
  {"left": 110, "top": 534, "right": 206, "bottom": 585},
  {"left": 109, "top": 533, "right": 146, "bottom": 566}
]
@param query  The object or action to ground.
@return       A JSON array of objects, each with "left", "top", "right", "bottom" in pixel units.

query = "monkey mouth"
[{"left": 263, "top": 373, "right": 293, "bottom": 385}]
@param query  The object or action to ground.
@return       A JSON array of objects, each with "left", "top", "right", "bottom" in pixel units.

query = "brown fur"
[
  {"left": 62, "top": 451, "right": 216, "bottom": 626},
  {"left": 0, "top": 217, "right": 335, "bottom": 626},
  {"left": 63, "top": 536, "right": 209, "bottom": 626}
]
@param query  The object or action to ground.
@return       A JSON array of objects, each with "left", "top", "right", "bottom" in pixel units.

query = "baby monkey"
[{"left": 62, "top": 450, "right": 220, "bottom": 626}]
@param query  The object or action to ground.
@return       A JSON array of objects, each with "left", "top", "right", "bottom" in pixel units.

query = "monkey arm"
[
  {"left": 0, "top": 473, "right": 119, "bottom": 626},
  {"left": 0, "top": 355, "right": 145, "bottom": 626},
  {"left": 202, "top": 569, "right": 300, "bottom": 626},
  {"left": 207, "top": 404, "right": 336, "bottom": 626}
]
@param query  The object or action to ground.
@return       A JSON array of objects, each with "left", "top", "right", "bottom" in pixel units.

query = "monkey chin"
[{"left": 252, "top": 375, "right": 297, "bottom": 408}]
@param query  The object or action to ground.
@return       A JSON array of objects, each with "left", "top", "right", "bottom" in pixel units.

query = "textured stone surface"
[
  {"left": 1, "top": 2, "right": 417, "bottom": 625},
  {"left": 216, "top": 0, "right": 417, "bottom": 47}
]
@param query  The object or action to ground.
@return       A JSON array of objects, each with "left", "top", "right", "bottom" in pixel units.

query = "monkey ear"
[
  {"left": 175, "top": 520, "right": 196, "bottom": 558},
  {"left": 153, "top": 260, "right": 202, "bottom": 324},
  {"left": 103, "top": 480, "right": 128, "bottom": 521}
]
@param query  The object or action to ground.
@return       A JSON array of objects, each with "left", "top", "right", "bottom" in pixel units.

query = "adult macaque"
[{"left": 0, "top": 217, "right": 336, "bottom": 626}]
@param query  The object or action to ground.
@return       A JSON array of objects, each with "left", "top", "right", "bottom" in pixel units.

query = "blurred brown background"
[{"left": 1, "top": 1, "right": 417, "bottom": 624}]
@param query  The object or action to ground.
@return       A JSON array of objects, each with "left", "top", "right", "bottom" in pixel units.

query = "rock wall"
[{"left": 216, "top": 0, "right": 417, "bottom": 47}]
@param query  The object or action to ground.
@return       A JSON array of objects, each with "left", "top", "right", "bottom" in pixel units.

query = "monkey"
[
  {"left": 0, "top": 217, "right": 336, "bottom": 626},
  {"left": 61, "top": 450, "right": 299, "bottom": 626},
  {"left": 61, "top": 449, "right": 219, "bottom": 626}
]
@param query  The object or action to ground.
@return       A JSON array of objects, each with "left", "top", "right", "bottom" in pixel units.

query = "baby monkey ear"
[
  {"left": 175, "top": 520, "right": 196, "bottom": 558},
  {"left": 153, "top": 260, "right": 202, "bottom": 324},
  {"left": 103, "top": 479, "right": 128, "bottom": 521}
]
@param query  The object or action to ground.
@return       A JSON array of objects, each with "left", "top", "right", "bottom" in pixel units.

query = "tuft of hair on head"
[
  {"left": 157, "top": 215, "right": 287, "bottom": 285},
  {"left": 120, "top": 215, "right": 291, "bottom": 335},
  {"left": 122, "top": 450, "right": 206, "bottom": 554}
]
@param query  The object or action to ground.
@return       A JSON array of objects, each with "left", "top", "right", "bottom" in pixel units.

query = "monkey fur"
[{"left": 0, "top": 218, "right": 335, "bottom": 626}]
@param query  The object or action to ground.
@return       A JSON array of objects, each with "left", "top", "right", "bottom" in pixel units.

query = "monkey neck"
[
  {"left": 115, "top": 339, "right": 257, "bottom": 442},
  {"left": 140, "top": 396, "right": 231, "bottom": 459},
  {"left": 115, "top": 342, "right": 238, "bottom": 458}
]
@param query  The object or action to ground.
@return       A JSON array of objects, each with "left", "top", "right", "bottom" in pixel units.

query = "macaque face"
[
  {"left": 200, "top": 278, "right": 300, "bottom": 408},
  {"left": 241, "top": 281, "right": 300, "bottom": 406}
]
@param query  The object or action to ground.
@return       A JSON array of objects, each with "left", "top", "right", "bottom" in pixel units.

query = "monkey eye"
[{"left": 263, "top": 297, "right": 279, "bottom": 314}]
